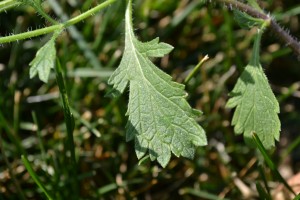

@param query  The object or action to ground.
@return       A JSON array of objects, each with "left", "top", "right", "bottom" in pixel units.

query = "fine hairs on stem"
[
  {"left": 0, "top": 0, "right": 117, "bottom": 44},
  {"left": 216, "top": 0, "right": 300, "bottom": 57},
  {"left": 1, "top": 0, "right": 299, "bottom": 59}
]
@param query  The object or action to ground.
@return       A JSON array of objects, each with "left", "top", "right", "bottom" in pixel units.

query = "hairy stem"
[
  {"left": 35, "top": 6, "right": 58, "bottom": 25},
  {"left": 217, "top": 0, "right": 300, "bottom": 57},
  {"left": 0, "top": 0, "right": 21, "bottom": 13},
  {"left": 0, "top": 0, "right": 116, "bottom": 44}
]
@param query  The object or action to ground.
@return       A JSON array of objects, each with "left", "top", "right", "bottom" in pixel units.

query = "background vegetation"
[{"left": 0, "top": 0, "right": 300, "bottom": 199}]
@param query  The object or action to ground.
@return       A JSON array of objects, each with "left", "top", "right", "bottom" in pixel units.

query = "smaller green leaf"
[
  {"left": 233, "top": 10, "right": 265, "bottom": 29},
  {"left": 29, "top": 31, "right": 60, "bottom": 83},
  {"left": 246, "top": 0, "right": 264, "bottom": 12},
  {"left": 226, "top": 30, "right": 280, "bottom": 149}
]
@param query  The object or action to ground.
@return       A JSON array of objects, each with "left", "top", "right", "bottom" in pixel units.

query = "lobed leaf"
[
  {"left": 226, "top": 31, "right": 280, "bottom": 149},
  {"left": 233, "top": 10, "right": 265, "bottom": 29},
  {"left": 29, "top": 30, "right": 60, "bottom": 83},
  {"left": 107, "top": 0, "right": 207, "bottom": 167}
]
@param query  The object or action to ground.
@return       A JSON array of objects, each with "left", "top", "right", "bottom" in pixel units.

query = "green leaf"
[
  {"left": 226, "top": 30, "right": 280, "bottom": 149},
  {"left": 29, "top": 31, "right": 60, "bottom": 83},
  {"left": 233, "top": 10, "right": 265, "bottom": 29},
  {"left": 107, "top": 0, "right": 207, "bottom": 167},
  {"left": 246, "top": 0, "right": 264, "bottom": 12}
]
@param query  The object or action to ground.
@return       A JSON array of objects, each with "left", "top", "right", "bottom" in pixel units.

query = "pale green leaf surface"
[
  {"left": 107, "top": 1, "right": 207, "bottom": 167},
  {"left": 29, "top": 31, "right": 60, "bottom": 83},
  {"left": 226, "top": 31, "right": 280, "bottom": 149},
  {"left": 233, "top": 10, "right": 265, "bottom": 29}
]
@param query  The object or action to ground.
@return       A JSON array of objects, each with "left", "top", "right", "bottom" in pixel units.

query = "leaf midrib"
[{"left": 125, "top": 19, "right": 201, "bottom": 140}]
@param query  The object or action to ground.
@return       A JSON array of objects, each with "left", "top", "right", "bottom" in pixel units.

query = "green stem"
[
  {"left": 65, "top": 0, "right": 116, "bottom": 26},
  {"left": 250, "top": 29, "right": 262, "bottom": 67},
  {"left": 0, "top": 0, "right": 117, "bottom": 44},
  {"left": 0, "top": 0, "right": 21, "bottom": 13},
  {"left": 250, "top": 21, "right": 270, "bottom": 66},
  {"left": 0, "top": 24, "right": 63, "bottom": 44},
  {"left": 48, "top": 0, "right": 103, "bottom": 69},
  {"left": 35, "top": 7, "right": 58, "bottom": 25},
  {"left": 216, "top": 0, "right": 300, "bottom": 57}
]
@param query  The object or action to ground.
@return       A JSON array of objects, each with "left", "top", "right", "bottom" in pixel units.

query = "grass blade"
[
  {"left": 252, "top": 132, "right": 296, "bottom": 195},
  {"left": 55, "top": 59, "right": 76, "bottom": 165},
  {"left": 55, "top": 59, "right": 78, "bottom": 198},
  {"left": 256, "top": 182, "right": 272, "bottom": 200},
  {"left": 31, "top": 111, "right": 47, "bottom": 161},
  {"left": 258, "top": 165, "right": 271, "bottom": 196},
  {"left": 184, "top": 55, "right": 209, "bottom": 84},
  {"left": 21, "top": 155, "right": 53, "bottom": 200}
]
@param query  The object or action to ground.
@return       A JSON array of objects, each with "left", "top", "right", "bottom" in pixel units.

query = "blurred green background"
[{"left": 0, "top": 0, "right": 300, "bottom": 199}]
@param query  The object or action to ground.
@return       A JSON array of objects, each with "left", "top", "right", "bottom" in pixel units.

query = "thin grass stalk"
[{"left": 55, "top": 59, "right": 78, "bottom": 199}]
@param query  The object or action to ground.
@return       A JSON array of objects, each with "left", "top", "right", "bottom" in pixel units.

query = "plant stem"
[
  {"left": 0, "top": 0, "right": 117, "bottom": 44},
  {"left": 0, "top": 0, "right": 21, "bottom": 13},
  {"left": 250, "top": 29, "right": 263, "bottom": 66},
  {"left": 48, "top": 0, "right": 103, "bottom": 69},
  {"left": 0, "top": 24, "right": 62, "bottom": 44},
  {"left": 35, "top": 7, "right": 58, "bottom": 25},
  {"left": 64, "top": 0, "right": 116, "bottom": 26},
  {"left": 216, "top": 0, "right": 300, "bottom": 57}
]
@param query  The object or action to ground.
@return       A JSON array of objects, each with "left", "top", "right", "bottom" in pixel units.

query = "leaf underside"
[
  {"left": 226, "top": 32, "right": 280, "bottom": 149},
  {"left": 233, "top": 10, "right": 265, "bottom": 29},
  {"left": 107, "top": 1, "right": 207, "bottom": 167},
  {"left": 29, "top": 31, "right": 60, "bottom": 83}
]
